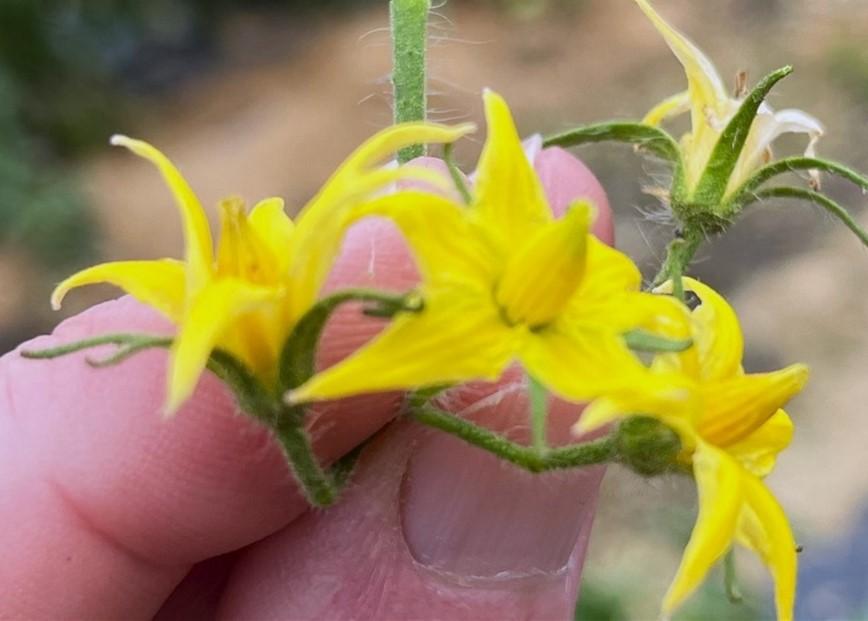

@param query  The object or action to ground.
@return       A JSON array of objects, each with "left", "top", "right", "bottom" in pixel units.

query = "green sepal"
[
  {"left": 623, "top": 329, "right": 693, "bottom": 353},
  {"left": 443, "top": 143, "right": 473, "bottom": 204},
  {"left": 278, "top": 288, "right": 423, "bottom": 393},
  {"left": 741, "top": 186, "right": 868, "bottom": 247},
  {"left": 729, "top": 155, "right": 868, "bottom": 201},
  {"left": 614, "top": 416, "right": 681, "bottom": 477},
  {"left": 543, "top": 121, "right": 683, "bottom": 163},
  {"left": 692, "top": 66, "right": 793, "bottom": 208},
  {"left": 723, "top": 549, "right": 744, "bottom": 605}
]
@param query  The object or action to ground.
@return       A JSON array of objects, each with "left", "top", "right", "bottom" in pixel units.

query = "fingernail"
[{"left": 400, "top": 429, "right": 602, "bottom": 579}]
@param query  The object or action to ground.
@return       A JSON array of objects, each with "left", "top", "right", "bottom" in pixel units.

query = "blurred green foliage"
[{"left": 0, "top": 0, "right": 377, "bottom": 271}]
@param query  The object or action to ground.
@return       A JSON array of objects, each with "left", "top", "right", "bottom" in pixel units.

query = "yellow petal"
[
  {"left": 662, "top": 442, "right": 743, "bottom": 616},
  {"left": 574, "top": 379, "right": 696, "bottom": 437},
  {"left": 518, "top": 319, "right": 661, "bottom": 404},
  {"left": 287, "top": 164, "right": 460, "bottom": 321},
  {"left": 657, "top": 277, "right": 744, "bottom": 382},
  {"left": 51, "top": 259, "right": 186, "bottom": 322},
  {"left": 249, "top": 197, "right": 295, "bottom": 273},
  {"left": 735, "top": 473, "right": 798, "bottom": 621},
  {"left": 474, "top": 90, "right": 552, "bottom": 245},
  {"left": 633, "top": 0, "right": 729, "bottom": 127},
  {"left": 287, "top": 290, "right": 516, "bottom": 404},
  {"left": 166, "top": 279, "right": 277, "bottom": 414},
  {"left": 350, "top": 191, "right": 499, "bottom": 291},
  {"left": 727, "top": 409, "right": 794, "bottom": 478},
  {"left": 699, "top": 364, "right": 809, "bottom": 447},
  {"left": 577, "top": 236, "right": 643, "bottom": 298},
  {"left": 110, "top": 136, "right": 213, "bottom": 291},
  {"left": 496, "top": 203, "right": 590, "bottom": 327},
  {"left": 643, "top": 90, "right": 690, "bottom": 127},
  {"left": 310, "top": 122, "right": 475, "bottom": 211}
]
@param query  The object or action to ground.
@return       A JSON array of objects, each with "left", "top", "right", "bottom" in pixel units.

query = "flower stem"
[
  {"left": 411, "top": 405, "right": 616, "bottom": 473},
  {"left": 271, "top": 406, "right": 340, "bottom": 507},
  {"left": 653, "top": 227, "right": 703, "bottom": 299},
  {"left": 528, "top": 375, "right": 548, "bottom": 455},
  {"left": 390, "top": 0, "right": 429, "bottom": 163}
]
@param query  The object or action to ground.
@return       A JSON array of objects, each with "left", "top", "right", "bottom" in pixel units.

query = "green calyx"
[{"left": 614, "top": 416, "right": 682, "bottom": 477}]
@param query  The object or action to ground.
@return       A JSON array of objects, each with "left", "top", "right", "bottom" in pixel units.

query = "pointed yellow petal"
[
  {"left": 643, "top": 90, "right": 690, "bottom": 127},
  {"left": 474, "top": 90, "right": 552, "bottom": 244},
  {"left": 575, "top": 237, "right": 642, "bottom": 299},
  {"left": 518, "top": 319, "right": 656, "bottom": 404},
  {"left": 727, "top": 409, "right": 794, "bottom": 478},
  {"left": 166, "top": 279, "right": 276, "bottom": 413},
  {"left": 662, "top": 443, "right": 743, "bottom": 616},
  {"left": 51, "top": 259, "right": 186, "bottom": 321},
  {"left": 110, "top": 136, "right": 213, "bottom": 290},
  {"left": 735, "top": 474, "right": 797, "bottom": 621},
  {"left": 575, "top": 380, "right": 696, "bottom": 437},
  {"left": 699, "top": 364, "right": 808, "bottom": 447},
  {"left": 249, "top": 197, "right": 295, "bottom": 273},
  {"left": 656, "top": 277, "right": 744, "bottom": 381},
  {"left": 633, "top": 0, "right": 729, "bottom": 124},
  {"left": 351, "top": 191, "right": 498, "bottom": 290},
  {"left": 496, "top": 202, "right": 590, "bottom": 327},
  {"left": 287, "top": 290, "right": 516, "bottom": 404},
  {"left": 287, "top": 165, "right": 459, "bottom": 321}
]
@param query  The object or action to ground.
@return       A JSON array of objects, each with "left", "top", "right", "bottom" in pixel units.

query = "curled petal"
[
  {"left": 287, "top": 291, "right": 516, "bottom": 404},
  {"left": 727, "top": 409, "right": 794, "bottom": 478},
  {"left": 167, "top": 279, "right": 277, "bottom": 414},
  {"left": 656, "top": 277, "right": 744, "bottom": 382},
  {"left": 110, "top": 135, "right": 213, "bottom": 291},
  {"left": 51, "top": 259, "right": 186, "bottom": 322},
  {"left": 663, "top": 443, "right": 743, "bottom": 616},
  {"left": 699, "top": 364, "right": 809, "bottom": 448},
  {"left": 643, "top": 90, "right": 690, "bottom": 127},
  {"left": 736, "top": 473, "right": 798, "bottom": 621},
  {"left": 730, "top": 106, "right": 825, "bottom": 196},
  {"left": 474, "top": 89, "right": 552, "bottom": 244}
]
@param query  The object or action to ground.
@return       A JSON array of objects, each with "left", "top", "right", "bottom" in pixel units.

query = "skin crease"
[{"left": 0, "top": 147, "right": 612, "bottom": 620}]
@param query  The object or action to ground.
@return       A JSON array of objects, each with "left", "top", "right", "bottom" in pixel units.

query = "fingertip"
[{"left": 533, "top": 146, "right": 614, "bottom": 244}]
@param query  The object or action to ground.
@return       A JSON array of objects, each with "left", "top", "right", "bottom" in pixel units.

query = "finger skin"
[
  {"left": 0, "top": 147, "right": 611, "bottom": 619},
  {"left": 216, "top": 151, "right": 613, "bottom": 620},
  {"left": 0, "top": 231, "right": 416, "bottom": 619}
]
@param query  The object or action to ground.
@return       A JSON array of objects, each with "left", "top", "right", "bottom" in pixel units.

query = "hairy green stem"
[
  {"left": 390, "top": 0, "right": 429, "bottom": 163},
  {"left": 743, "top": 186, "right": 868, "bottom": 247},
  {"left": 272, "top": 406, "right": 340, "bottom": 507},
  {"left": 653, "top": 228, "right": 704, "bottom": 298},
  {"left": 411, "top": 405, "right": 616, "bottom": 473}
]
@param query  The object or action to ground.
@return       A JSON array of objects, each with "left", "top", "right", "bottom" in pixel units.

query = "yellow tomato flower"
[
  {"left": 578, "top": 277, "right": 808, "bottom": 621},
  {"left": 52, "top": 123, "right": 473, "bottom": 413},
  {"left": 287, "top": 90, "right": 685, "bottom": 406},
  {"left": 636, "top": 0, "right": 823, "bottom": 198}
]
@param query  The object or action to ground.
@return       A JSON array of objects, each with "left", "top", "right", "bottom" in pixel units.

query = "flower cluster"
[{"left": 24, "top": 1, "right": 868, "bottom": 619}]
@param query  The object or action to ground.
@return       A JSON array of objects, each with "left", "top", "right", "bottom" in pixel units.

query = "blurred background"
[{"left": 2, "top": 0, "right": 867, "bottom": 618}]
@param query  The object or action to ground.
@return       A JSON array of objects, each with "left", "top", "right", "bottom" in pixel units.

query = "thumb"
[{"left": 216, "top": 375, "right": 602, "bottom": 620}]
